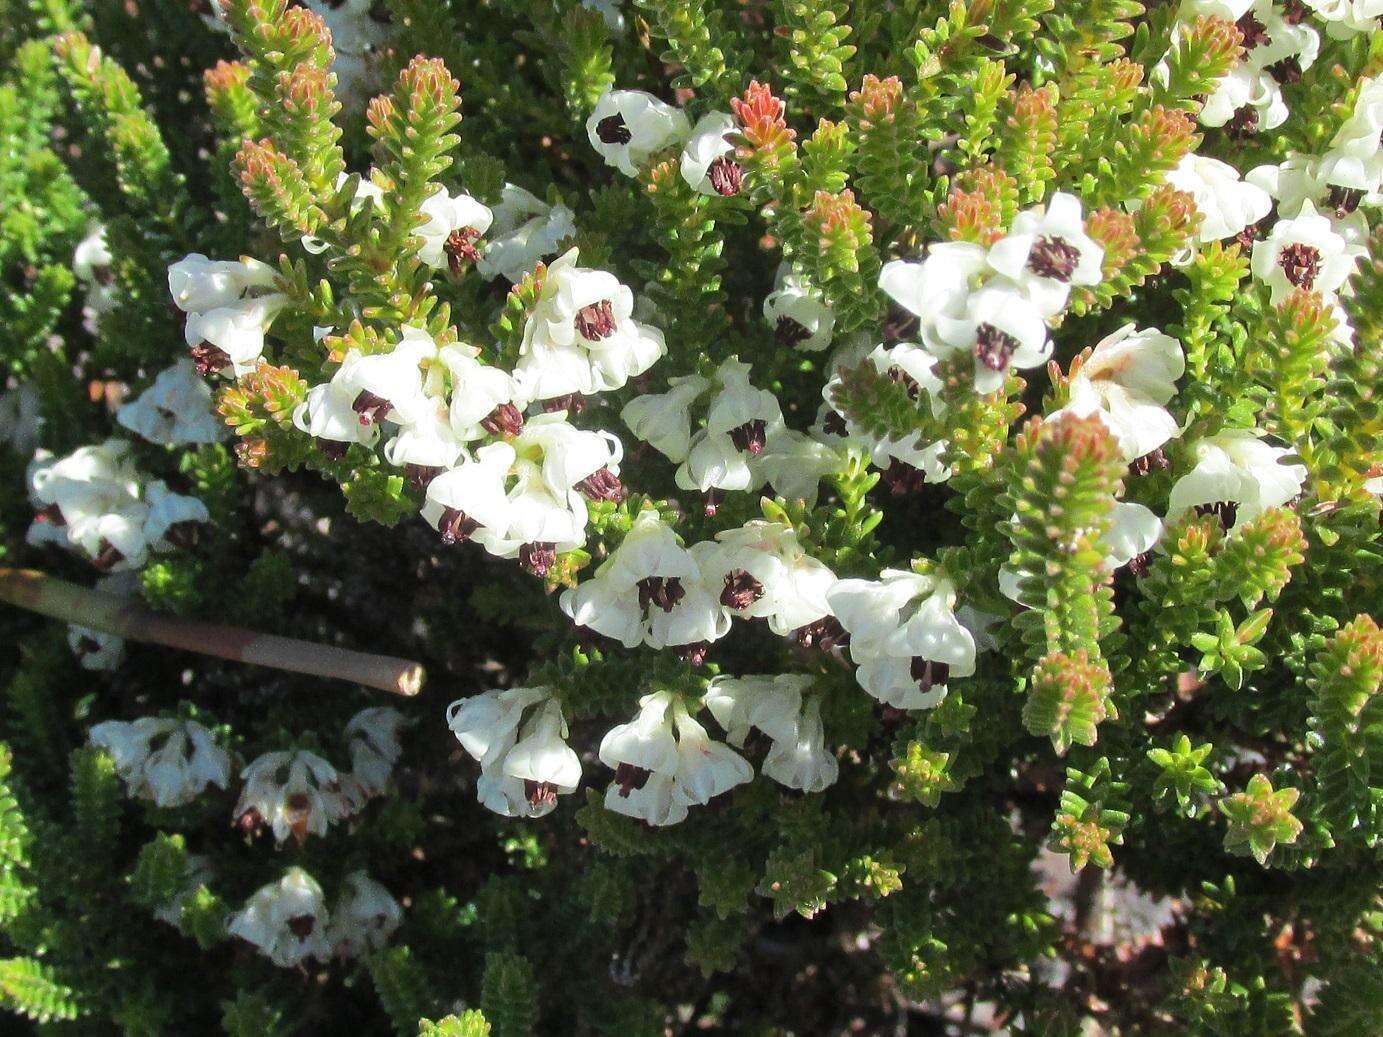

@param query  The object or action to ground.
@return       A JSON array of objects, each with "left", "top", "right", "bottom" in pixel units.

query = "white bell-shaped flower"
[
  {"left": 332, "top": 329, "right": 438, "bottom": 429},
  {"left": 1103, "top": 500, "right": 1163, "bottom": 571},
  {"left": 757, "top": 428, "right": 845, "bottom": 506},
  {"left": 934, "top": 285, "right": 1052, "bottom": 395},
  {"left": 69, "top": 625, "right": 125, "bottom": 671},
  {"left": 499, "top": 698, "right": 583, "bottom": 813},
  {"left": 234, "top": 749, "right": 354, "bottom": 845},
  {"left": 476, "top": 183, "right": 577, "bottom": 283},
  {"left": 382, "top": 403, "right": 465, "bottom": 486},
  {"left": 1251, "top": 199, "right": 1360, "bottom": 302},
  {"left": 763, "top": 271, "right": 835, "bottom": 352},
  {"left": 167, "top": 253, "right": 277, "bottom": 313},
  {"left": 986, "top": 192, "right": 1104, "bottom": 317},
  {"left": 441, "top": 343, "right": 526, "bottom": 436},
  {"left": 415, "top": 186, "right": 494, "bottom": 272},
  {"left": 1165, "top": 155, "right": 1273, "bottom": 245},
  {"left": 762, "top": 695, "right": 838, "bottom": 793},
  {"left": 1167, "top": 428, "right": 1307, "bottom": 532},
  {"left": 142, "top": 481, "right": 210, "bottom": 552},
  {"left": 228, "top": 867, "right": 331, "bottom": 968},
  {"left": 879, "top": 242, "right": 988, "bottom": 338},
  {"left": 667, "top": 706, "right": 754, "bottom": 806},
  {"left": 680, "top": 111, "right": 742, "bottom": 196},
  {"left": 704, "top": 674, "right": 808, "bottom": 747},
  {"left": 90, "top": 716, "right": 230, "bottom": 808},
  {"left": 73, "top": 224, "right": 112, "bottom": 283},
  {"left": 690, "top": 520, "right": 836, "bottom": 635},
  {"left": 421, "top": 442, "right": 516, "bottom": 546},
  {"left": 827, "top": 568, "right": 932, "bottom": 657},
  {"left": 447, "top": 686, "right": 552, "bottom": 769},
  {"left": 344, "top": 707, "right": 407, "bottom": 798},
  {"left": 117, "top": 360, "right": 224, "bottom": 446},
  {"left": 1048, "top": 324, "right": 1184, "bottom": 463},
  {"left": 1305, "top": 0, "right": 1383, "bottom": 39},
  {"left": 560, "top": 510, "right": 730, "bottom": 649},
  {"left": 620, "top": 374, "right": 710, "bottom": 462},
  {"left": 183, "top": 293, "right": 290, "bottom": 378},
  {"left": 328, "top": 871, "right": 403, "bottom": 957},
  {"left": 293, "top": 381, "right": 382, "bottom": 453},
  {"left": 586, "top": 89, "right": 691, "bottom": 177},
  {"left": 676, "top": 360, "right": 784, "bottom": 494}
]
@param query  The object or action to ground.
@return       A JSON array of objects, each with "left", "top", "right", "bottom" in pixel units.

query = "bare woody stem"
[{"left": 0, "top": 567, "right": 425, "bottom": 697}]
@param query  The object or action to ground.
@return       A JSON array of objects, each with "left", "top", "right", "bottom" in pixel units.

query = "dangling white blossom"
[
  {"left": 447, "top": 686, "right": 580, "bottom": 818},
  {"left": 167, "top": 253, "right": 277, "bottom": 313},
  {"left": 117, "top": 359, "right": 225, "bottom": 446},
  {"left": 933, "top": 284, "right": 1052, "bottom": 395},
  {"left": 303, "top": 0, "right": 393, "bottom": 107},
  {"left": 327, "top": 871, "right": 403, "bottom": 958},
  {"left": 26, "top": 439, "right": 150, "bottom": 572},
  {"left": 183, "top": 293, "right": 290, "bottom": 378},
  {"left": 986, "top": 192, "right": 1105, "bottom": 317},
  {"left": 515, "top": 248, "right": 666, "bottom": 400},
  {"left": 680, "top": 111, "right": 743, "bottom": 196},
  {"left": 1196, "top": 1, "right": 1319, "bottom": 135},
  {"left": 599, "top": 692, "right": 751, "bottom": 826},
  {"left": 675, "top": 358, "right": 784, "bottom": 497},
  {"left": 68, "top": 625, "right": 125, "bottom": 671},
  {"left": 89, "top": 716, "right": 231, "bottom": 808},
  {"left": 73, "top": 224, "right": 116, "bottom": 318},
  {"left": 476, "top": 184, "right": 577, "bottom": 283},
  {"left": 1164, "top": 154, "right": 1273, "bottom": 245},
  {"left": 332, "top": 329, "right": 438, "bottom": 430},
  {"left": 704, "top": 674, "right": 838, "bottom": 792},
  {"left": 879, "top": 242, "right": 989, "bottom": 339},
  {"left": 560, "top": 509, "right": 730, "bottom": 650},
  {"left": 763, "top": 269, "right": 835, "bottom": 352},
  {"left": 415, "top": 186, "right": 494, "bottom": 272},
  {"left": 828, "top": 571, "right": 977, "bottom": 710},
  {"left": 1304, "top": 0, "right": 1383, "bottom": 39},
  {"left": 227, "top": 867, "right": 331, "bottom": 968},
  {"left": 344, "top": 707, "right": 407, "bottom": 798},
  {"left": 620, "top": 374, "right": 711, "bottom": 462},
  {"left": 1047, "top": 324, "right": 1185, "bottom": 463},
  {"left": 1252, "top": 198, "right": 1362, "bottom": 303},
  {"left": 421, "top": 442, "right": 515, "bottom": 547},
  {"left": 1166, "top": 428, "right": 1307, "bottom": 532},
  {"left": 689, "top": 520, "right": 836, "bottom": 636},
  {"left": 586, "top": 90, "right": 691, "bottom": 177},
  {"left": 755, "top": 428, "right": 846, "bottom": 506},
  {"left": 142, "top": 481, "right": 211, "bottom": 552},
  {"left": 234, "top": 749, "right": 356, "bottom": 845},
  {"left": 439, "top": 342, "right": 526, "bottom": 440}
]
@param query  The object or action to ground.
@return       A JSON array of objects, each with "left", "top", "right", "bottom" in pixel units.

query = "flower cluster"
[
  {"left": 89, "top": 716, "right": 231, "bottom": 808},
  {"left": 26, "top": 439, "right": 209, "bottom": 573},
  {"left": 227, "top": 867, "right": 402, "bottom": 968}
]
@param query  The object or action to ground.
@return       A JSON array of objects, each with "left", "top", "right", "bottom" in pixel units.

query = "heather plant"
[{"left": 0, "top": 0, "right": 1379, "bottom": 1033}]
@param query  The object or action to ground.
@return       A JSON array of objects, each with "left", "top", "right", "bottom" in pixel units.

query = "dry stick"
[{"left": 0, "top": 567, "right": 425, "bottom": 697}]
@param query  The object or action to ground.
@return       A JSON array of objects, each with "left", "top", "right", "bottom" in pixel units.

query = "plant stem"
[{"left": 0, "top": 567, "right": 425, "bottom": 697}]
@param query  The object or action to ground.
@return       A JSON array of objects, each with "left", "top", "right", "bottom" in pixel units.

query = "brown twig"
[{"left": 0, "top": 567, "right": 424, "bottom": 697}]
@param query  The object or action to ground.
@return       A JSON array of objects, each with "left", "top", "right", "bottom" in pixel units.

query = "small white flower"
[
  {"left": 293, "top": 381, "right": 382, "bottom": 453},
  {"left": 1048, "top": 324, "right": 1184, "bottom": 463},
  {"left": 27, "top": 440, "right": 150, "bottom": 571},
  {"left": 1251, "top": 199, "right": 1360, "bottom": 301},
  {"left": 675, "top": 359, "right": 783, "bottom": 495},
  {"left": 476, "top": 184, "right": 577, "bottom": 283},
  {"left": 235, "top": 749, "right": 355, "bottom": 845},
  {"left": 439, "top": 343, "right": 526, "bottom": 437},
  {"left": 1103, "top": 501, "right": 1163, "bottom": 570},
  {"left": 301, "top": 172, "right": 386, "bottom": 254},
  {"left": 68, "top": 625, "right": 125, "bottom": 670},
  {"left": 560, "top": 510, "right": 730, "bottom": 650},
  {"left": 90, "top": 717, "right": 230, "bottom": 808},
  {"left": 117, "top": 359, "right": 225, "bottom": 446},
  {"left": 1166, "top": 428, "right": 1307, "bottom": 532},
  {"left": 0, "top": 382, "right": 43, "bottom": 456},
  {"left": 689, "top": 521, "right": 836, "bottom": 636},
  {"left": 516, "top": 248, "right": 665, "bottom": 400},
  {"left": 142, "top": 481, "right": 210, "bottom": 552},
  {"left": 328, "top": 871, "right": 402, "bottom": 957},
  {"left": 620, "top": 374, "right": 710, "bottom": 462},
  {"left": 762, "top": 695, "right": 838, "bottom": 793},
  {"left": 1305, "top": 0, "right": 1383, "bottom": 39},
  {"left": 303, "top": 0, "right": 392, "bottom": 106},
  {"left": 382, "top": 403, "right": 465, "bottom": 482},
  {"left": 986, "top": 191, "right": 1104, "bottom": 316},
  {"left": 828, "top": 572, "right": 976, "bottom": 710},
  {"left": 763, "top": 270, "right": 835, "bottom": 352},
  {"left": 344, "top": 707, "right": 407, "bottom": 798},
  {"left": 1164, "top": 154, "right": 1273, "bottom": 244},
  {"left": 600, "top": 692, "right": 750, "bottom": 825},
  {"left": 183, "top": 293, "right": 290, "bottom": 378},
  {"left": 680, "top": 111, "right": 743, "bottom": 196},
  {"left": 756, "top": 428, "right": 845, "bottom": 506},
  {"left": 332, "top": 329, "right": 438, "bottom": 429},
  {"left": 447, "top": 687, "right": 579, "bottom": 818},
  {"left": 934, "top": 285, "right": 1052, "bottom": 394},
  {"left": 167, "top": 253, "right": 277, "bottom": 313},
  {"left": 704, "top": 673, "right": 837, "bottom": 792},
  {"left": 228, "top": 867, "right": 331, "bottom": 968},
  {"left": 421, "top": 442, "right": 515, "bottom": 546},
  {"left": 879, "top": 242, "right": 988, "bottom": 338},
  {"left": 415, "top": 186, "right": 494, "bottom": 272},
  {"left": 586, "top": 90, "right": 691, "bottom": 177}
]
